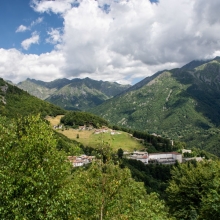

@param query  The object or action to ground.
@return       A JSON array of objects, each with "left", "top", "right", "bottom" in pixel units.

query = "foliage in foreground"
[
  {"left": 166, "top": 160, "right": 220, "bottom": 219},
  {"left": 0, "top": 115, "right": 72, "bottom": 219},
  {"left": 70, "top": 160, "right": 171, "bottom": 220},
  {"left": 0, "top": 114, "right": 172, "bottom": 219}
]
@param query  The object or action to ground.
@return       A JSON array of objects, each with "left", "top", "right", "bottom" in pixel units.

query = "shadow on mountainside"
[{"left": 172, "top": 65, "right": 220, "bottom": 127}]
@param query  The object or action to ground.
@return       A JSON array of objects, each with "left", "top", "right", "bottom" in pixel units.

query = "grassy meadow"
[{"left": 47, "top": 115, "right": 144, "bottom": 152}]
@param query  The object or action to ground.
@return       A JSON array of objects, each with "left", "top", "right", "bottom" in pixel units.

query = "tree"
[
  {"left": 69, "top": 159, "right": 172, "bottom": 220},
  {"left": 117, "top": 148, "right": 124, "bottom": 159},
  {"left": 166, "top": 160, "right": 220, "bottom": 219},
  {"left": 0, "top": 115, "right": 72, "bottom": 219}
]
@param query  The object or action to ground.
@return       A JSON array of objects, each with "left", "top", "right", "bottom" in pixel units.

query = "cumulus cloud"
[
  {"left": 21, "top": 32, "right": 40, "bottom": 50},
  {"left": 31, "top": 0, "right": 75, "bottom": 14},
  {"left": 0, "top": 48, "right": 65, "bottom": 83},
  {"left": 16, "top": 25, "right": 29, "bottom": 33},
  {"left": 3, "top": 0, "right": 220, "bottom": 84}
]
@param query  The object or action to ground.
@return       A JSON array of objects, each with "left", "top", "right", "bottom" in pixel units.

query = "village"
[
  {"left": 51, "top": 122, "right": 204, "bottom": 167},
  {"left": 54, "top": 123, "right": 122, "bottom": 135},
  {"left": 68, "top": 149, "right": 204, "bottom": 167}
]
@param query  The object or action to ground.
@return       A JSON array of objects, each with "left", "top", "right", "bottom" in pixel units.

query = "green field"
[
  {"left": 61, "top": 129, "right": 144, "bottom": 152},
  {"left": 47, "top": 115, "right": 145, "bottom": 152}
]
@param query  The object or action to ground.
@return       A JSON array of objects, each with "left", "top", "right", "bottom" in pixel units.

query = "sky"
[{"left": 0, "top": 0, "right": 220, "bottom": 85}]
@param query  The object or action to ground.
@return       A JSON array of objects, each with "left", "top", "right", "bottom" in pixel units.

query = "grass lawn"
[
  {"left": 46, "top": 115, "right": 64, "bottom": 126},
  {"left": 47, "top": 115, "right": 144, "bottom": 152}
]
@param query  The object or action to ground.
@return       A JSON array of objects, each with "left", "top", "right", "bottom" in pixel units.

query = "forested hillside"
[
  {"left": 0, "top": 78, "right": 65, "bottom": 118},
  {"left": 60, "top": 111, "right": 109, "bottom": 128},
  {"left": 90, "top": 57, "right": 220, "bottom": 156}
]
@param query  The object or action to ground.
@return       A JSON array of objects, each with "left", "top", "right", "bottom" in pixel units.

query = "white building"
[
  {"left": 128, "top": 151, "right": 148, "bottom": 164},
  {"left": 148, "top": 152, "right": 182, "bottom": 164},
  {"left": 127, "top": 151, "right": 182, "bottom": 165},
  {"left": 68, "top": 155, "right": 95, "bottom": 167}
]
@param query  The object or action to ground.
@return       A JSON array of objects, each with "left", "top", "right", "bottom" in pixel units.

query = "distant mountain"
[
  {"left": 17, "top": 77, "right": 131, "bottom": 111},
  {"left": 90, "top": 57, "right": 220, "bottom": 156},
  {"left": 17, "top": 78, "right": 57, "bottom": 100},
  {"left": 0, "top": 78, "right": 65, "bottom": 118}
]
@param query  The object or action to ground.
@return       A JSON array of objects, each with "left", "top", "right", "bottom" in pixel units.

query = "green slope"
[
  {"left": 0, "top": 78, "right": 65, "bottom": 118},
  {"left": 90, "top": 58, "right": 220, "bottom": 156}
]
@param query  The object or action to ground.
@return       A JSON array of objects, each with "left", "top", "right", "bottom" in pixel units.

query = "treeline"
[
  {"left": 61, "top": 111, "right": 109, "bottom": 128},
  {"left": 112, "top": 125, "right": 179, "bottom": 152}
]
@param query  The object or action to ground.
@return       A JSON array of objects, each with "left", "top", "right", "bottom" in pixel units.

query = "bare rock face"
[
  {"left": 0, "top": 84, "right": 8, "bottom": 104},
  {"left": 0, "top": 84, "right": 8, "bottom": 93}
]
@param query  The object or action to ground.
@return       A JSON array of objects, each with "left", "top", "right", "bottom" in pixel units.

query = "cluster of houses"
[
  {"left": 78, "top": 125, "right": 93, "bottom": 131},
  {"left": 60, "top": 124, "right": 122, "bottom": 136},
  {"left": 78, "top": 125, "right": 121, "bottom": 135},
  {"left": 53, "top": 124, "right": 63, "bottom": 129},
  {"left": 94, "top": 128, "right": 121, "bottom": 135},
  {"left": 67, "top": 148, "right": 204, "bottom": 168},
  {"left": 68, "top": 155, "right": 95, "bottom": 167}
]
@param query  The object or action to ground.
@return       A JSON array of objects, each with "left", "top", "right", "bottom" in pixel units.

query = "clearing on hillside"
[{"left": 47, "top": 115, "right": 144, "bottom": 152}]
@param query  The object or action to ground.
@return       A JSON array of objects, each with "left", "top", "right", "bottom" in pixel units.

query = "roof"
[{"left": 149, "top": 152, "right": 181, "bottom": 155}]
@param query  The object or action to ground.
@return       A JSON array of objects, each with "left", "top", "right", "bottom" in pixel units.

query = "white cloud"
[
  {"left": 16, "top": 25, "right": 29, "bottom": 33},
  {"left": 21, "top": 32, "right": 40, "bottom": 50},
  {"left": 46, "top": 28, "right": 63, "bottom": 44},
  {"left": 16, "top": 17, "right": 43, "bottom": 33},
  {"left": 0, "top": 48, "right": 65, "bottom": 83},
  {"left": 3, "top": 0, "right": 220, "bottom": 84},
  {"left": 31, "top": 0, "right": 75, "bottom": 14},
  {"left": 31, "top": 17, "right": 43, "bottom": 27}
]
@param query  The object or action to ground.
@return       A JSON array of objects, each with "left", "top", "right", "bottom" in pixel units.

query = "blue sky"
[
  {"left": 0, "top": 0, "right": 63, "bottom": 54},
  {"left": 0, "top": 0, "right": 220, "bottom": 84}
]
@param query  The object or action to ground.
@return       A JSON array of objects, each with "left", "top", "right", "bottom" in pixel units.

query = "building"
[
  {"left": 68, "top": 155, "right": 95, "bottom": 167},
  {"left": 182, "top": 149, "right": 192, "bottom": 154},
  {"left": 148, "top": 152, "right": 182, "bottom": 164},
  {"left": 128, "top": 151, "right": 148, "bottom": 164},
  {"left": 127, "top": 151, "right": 182, "bottom": 165}
]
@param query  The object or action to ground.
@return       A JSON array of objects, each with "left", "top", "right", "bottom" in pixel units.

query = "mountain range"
[
  {"left": 3, "top": 57, "right": 220, "bottom": 156},
  {"left": 90, "top": 57, "right": 220, "bottom": 156},
  {"left": 17, "top": 77, "right": 131, "bottom": 111}
]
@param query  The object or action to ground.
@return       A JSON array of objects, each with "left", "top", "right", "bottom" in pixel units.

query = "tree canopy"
[
  {"left": 0, "top": 115, "right": 72, "bottom": 219},
  {"left": 166, "top": 160, "right": 220, "bottom": 219},
  {"left": 70, "top": 160, "right": 171, "bottom": 220}
]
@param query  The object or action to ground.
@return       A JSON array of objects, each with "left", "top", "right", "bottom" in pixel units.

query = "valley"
[{"left": 1, "top": 58, "right": 220, "bottom": 219}]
